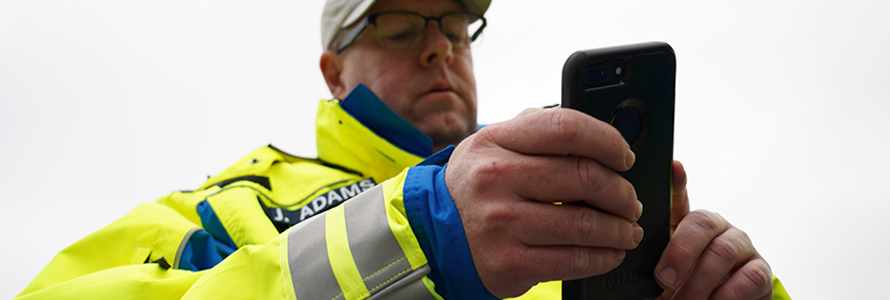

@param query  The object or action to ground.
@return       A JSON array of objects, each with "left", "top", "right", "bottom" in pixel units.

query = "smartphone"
[{"left": 560, "top": 42, "right": 676, "bottom": 300}]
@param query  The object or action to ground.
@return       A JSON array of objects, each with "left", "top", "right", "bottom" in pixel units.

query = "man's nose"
[{"left": 418, "top": 21, "right": 454, "bottom": 67}]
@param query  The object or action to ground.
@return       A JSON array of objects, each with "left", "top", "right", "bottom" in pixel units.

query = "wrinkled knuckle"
[
  {"left": 688, "top": 210, "right": 726, "bottom": 233},
  {"left": 573, "top": 208, "right": 599, "bottom": 240},
  {"left": 706, "top": 237, "right": 740, "bottom": 264},
  {"left": 576, "top": 158, "right": 602, "bottom": 192},
  {"left": 669, "top": 242, "right": 696, "bottom": 263},
  {"left": 741, "top": 262, "right": 773, "bottom": 293},
  {"left": 737, "top": 228, "right": 752, "bottom": 244},
  {"left": 566, "top": 247, "right": 592, "bottom": 278},
  {"left": 479, "top": 203, "right": 516, "bottom": 232},
  {"left": 550, "top": 109, "right": 580, "bottom": 143},
  {"left": 730, "top": 229, "right": 756, "bottom": 254},
  {"left": 473, "top": 123, "right": 500, "bottom": 145},
  {"left": 472, "top": 158, "right": 509, "bottom": 187}
]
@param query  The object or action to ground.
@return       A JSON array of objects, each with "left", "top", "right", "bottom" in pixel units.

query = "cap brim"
[{"left": 343, "top": 0, "right": 376, "bottom": 28}]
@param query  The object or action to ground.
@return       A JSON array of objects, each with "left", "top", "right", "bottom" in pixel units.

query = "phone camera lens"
[{"left": 584, "top": 67, "right": 609, "bottom": 82}]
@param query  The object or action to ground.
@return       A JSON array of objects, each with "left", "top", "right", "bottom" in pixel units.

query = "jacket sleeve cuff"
[{"left": 402, "top": 164, "right": 498, "bottom": 300}]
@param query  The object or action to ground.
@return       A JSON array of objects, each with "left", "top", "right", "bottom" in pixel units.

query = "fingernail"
[
  {"left": 615, "top": 250, "right": 626, "bottom": 261},
  {"left": 633, "top": 223, "right": 644, "bottom": 244},
  {"left": 635, "top": 200, "right": 643, "bottom": 220},
  {"left": 657, "top": 266, "right": 677, "bottom": 289},
  {"left": 625, "top": 149, "right": 636, "bottom": 169}
]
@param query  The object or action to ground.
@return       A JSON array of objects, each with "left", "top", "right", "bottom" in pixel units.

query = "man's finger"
[
  {"left": 464, "top": 151, "right": 639, "bottom": 221},
  {"left": 670, "top": 160, "right": 690, "bottom": 234},
  {"left": 654, "top": 210, "right": 729, "bottom": 291},
  {"left": 509, "top": 201, "right": 641, "bottom": 249},
  {"left": 669, "top": 226, "right": 756, "bottom": 299},
  {"left": 709, "top": 259, "right": 773, "bottom": 300},
  {"left": 525, "top": 246, "right": 627, "bottom": 280},
  {"left": 478, "top": 245, "right": 627, "bottom": 298},
  {"left": 479, "top": 108, "right": 634, "bottom": 171},
  {"left": 515, "top": 107, "right": 544, "bottom": 118}
]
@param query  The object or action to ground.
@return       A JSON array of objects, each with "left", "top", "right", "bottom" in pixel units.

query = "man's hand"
[
  {"left": 654, "top": 161, "right": 773, "bottom": 300},
  {"left": 444, "top": 108, "right": 644, "bottom": 298}
]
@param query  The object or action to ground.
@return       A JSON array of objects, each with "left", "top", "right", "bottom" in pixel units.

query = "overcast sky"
[{"left": 2, "top": 0, "right": 889, "bottom": 299}]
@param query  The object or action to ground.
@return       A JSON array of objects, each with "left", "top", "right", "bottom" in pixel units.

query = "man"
[{"left": 16, "top": 0, "right": 789, "bottom": 299}]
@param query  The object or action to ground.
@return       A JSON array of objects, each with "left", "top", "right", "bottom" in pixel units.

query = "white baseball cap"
[{"left": 321, "top": 0, "right": 491, "bottom": 49}]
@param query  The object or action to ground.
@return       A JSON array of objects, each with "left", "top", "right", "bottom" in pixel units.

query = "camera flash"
[{"left": 615, "top": 67, "right": 623, "bottom": 75}]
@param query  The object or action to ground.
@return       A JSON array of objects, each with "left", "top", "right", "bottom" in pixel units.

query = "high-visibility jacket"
[{"left": 16, "top": 84, "right": 790, "bottom": 300}]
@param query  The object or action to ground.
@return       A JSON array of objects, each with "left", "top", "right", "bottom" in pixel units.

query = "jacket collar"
[{"left": 315, "top": 84, "right": 430, "bottom": 182}]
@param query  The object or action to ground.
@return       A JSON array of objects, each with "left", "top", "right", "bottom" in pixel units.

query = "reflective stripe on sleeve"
[
  {"left": 365, "top": 265, "right": 438, "bottom": 300},
  {"left": 326, "top": 205, "right": 369, "bottom": 299},
  {"left": 344, "top": 185, "right": 414, "bottom": 294},
  {"left": 288, "top": 213, "right": 341, "bottom": 300},
  {"left": 382, "top": 177, "right": 428, "bottom": 269},
  {"left": 287, "top": 184, "right": 438, "bottom": 300}
]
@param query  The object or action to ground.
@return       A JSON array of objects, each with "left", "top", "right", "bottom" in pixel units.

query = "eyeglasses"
[{"left": 336, "top": 11, "right": 487, "bottom": 53}]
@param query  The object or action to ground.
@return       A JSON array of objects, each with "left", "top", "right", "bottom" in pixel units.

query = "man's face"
[{"left": 333, "top": 0, "right": 477, "bottom": 151}]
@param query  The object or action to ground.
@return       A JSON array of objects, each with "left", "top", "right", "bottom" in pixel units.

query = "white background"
[{"left": 2, "top": 0, "right": 889, "bottom": 299}]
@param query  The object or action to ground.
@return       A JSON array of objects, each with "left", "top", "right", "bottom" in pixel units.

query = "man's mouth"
[
  {"left": 420, "top": 89, "right": 458, "bottom": 102},
  {"left": 422, "top": 80, "right": 457, "bottom": 98}
]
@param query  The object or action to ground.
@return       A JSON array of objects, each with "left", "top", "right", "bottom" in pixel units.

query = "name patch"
[{"left": 267, "top": 178, "right": 376, "bottom": 226}]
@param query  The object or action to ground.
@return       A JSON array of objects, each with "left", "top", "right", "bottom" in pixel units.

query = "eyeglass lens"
[{"left": 374, "top": 13, "right": 483, "bottom": 49}]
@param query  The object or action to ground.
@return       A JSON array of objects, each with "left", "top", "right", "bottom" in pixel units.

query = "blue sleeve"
[{"left": 402, "top": 164, "right": 498, "bottom": 300}]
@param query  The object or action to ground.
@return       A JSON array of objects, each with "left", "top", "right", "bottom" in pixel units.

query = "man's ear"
[{"left": 320, "top": 50, "right": 347, "bottom": 99}]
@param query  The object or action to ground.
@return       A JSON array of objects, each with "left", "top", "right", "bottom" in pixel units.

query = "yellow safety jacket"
[{"left": 16, "top": 84, "right": 790, "bottom": 299}]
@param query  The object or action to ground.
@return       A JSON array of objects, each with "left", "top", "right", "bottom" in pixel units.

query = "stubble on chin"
[{"left": 417, "top": 114, "right": 477, "bottom": 151}]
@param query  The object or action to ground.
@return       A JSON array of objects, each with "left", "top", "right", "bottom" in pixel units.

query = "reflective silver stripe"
[
  {"left": 366, "top": 265, "right": 436, "bottom": 300},
  {"left": 288, "top": 213, "right": 340, "bottom": 300},
  {"left": 287, "top": 184, "right": 438, "bottom": 300},
  {"left": 173, "top": 227, "right": 202, "bottom": 270},
  {"left": 343, "top": 185, "right": 417, "bottom": 296}
]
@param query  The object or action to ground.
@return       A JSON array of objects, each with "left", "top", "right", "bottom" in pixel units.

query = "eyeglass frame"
[{"left": 335, "top": 11, "right": 487, "bottom": 53}]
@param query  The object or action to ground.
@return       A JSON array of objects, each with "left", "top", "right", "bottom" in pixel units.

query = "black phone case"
[{"left": 561, "top": 42, "right": 676, "bottom": 300}]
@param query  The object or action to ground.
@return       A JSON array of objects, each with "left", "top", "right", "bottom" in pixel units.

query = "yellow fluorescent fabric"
[
  {"left": 772, "top": 276, "right": 792, "bottom": 300},
  {"left": 182, "top": 242, "right": 289, "bottom": 299},
  {"left": 279, "top": 234, "right": 299, "bottom": 300},
  {"left": 505, "top": 281, "right": 561, "bottom": 300},
  {"left": 17, "top": 96, "right": 793, "bottom": 300},
  {"left": 205, "top": 187, "right": 280, "bottom": 247},
  {"left": 16, "top": 98, "right": 429, "bottom": 299},
  {"left": 155, "top": 189, "right": 212, "bottom": 227},
  {"left": 15, "top": 265, "right": 204, "bottom": 300},
  {"left": 316, "top": 99, "right": 425, "bottom": 183},
  {"left": 128, "top": 246, "right": 153, "bottom": 265},
  {"left": 382, "top": 171, "right": 427, "bottom": 269},
  {"left": 18, "top": 202, "right": 199, "bottom": 297},
  {"left": 325, "top": 205, "right": 370, "bottom": 300},
  {"left": 421, "top": 276, "right": 445, "bottom": 300}
]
